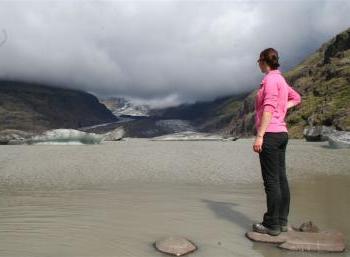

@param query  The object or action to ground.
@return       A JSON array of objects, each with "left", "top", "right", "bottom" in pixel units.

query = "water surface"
[{"left": 0, "top": 139, "right": 349, "bottom": 257}]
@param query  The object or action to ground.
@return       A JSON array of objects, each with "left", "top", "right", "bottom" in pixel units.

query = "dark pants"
[{"left": 258, "top": 132, "right": 289, "bottom": 230}]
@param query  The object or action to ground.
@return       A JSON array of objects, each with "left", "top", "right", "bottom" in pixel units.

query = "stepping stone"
[
  {"left": 278, "top": 230, "right": 345, "bottom": 252},
  {"left": 246, "top": 228, "right": 346, "bottom": 252},
  {"left": 246, "top": 230, "right": 288, "bottom": 244},
  {"left": 154, "top": 236, "right": 197, "bottom": 256}
]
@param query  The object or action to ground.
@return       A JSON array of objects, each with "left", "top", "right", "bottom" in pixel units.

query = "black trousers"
[{"left": 258, "top": 132, "right": 289, "bottom": 230}]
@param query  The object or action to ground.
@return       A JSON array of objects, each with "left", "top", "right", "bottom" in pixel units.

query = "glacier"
[{"left": 28, "top": 129, "right": 105, "bottom": 145}]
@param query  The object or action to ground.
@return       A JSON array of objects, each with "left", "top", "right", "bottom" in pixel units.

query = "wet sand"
[{"left": 0, "top": 138, "right": 349, "bottom": 257}]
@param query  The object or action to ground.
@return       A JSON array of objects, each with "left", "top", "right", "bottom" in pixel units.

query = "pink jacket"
[{"left": 255, "top": 69, "right": 301, "bottom": 133}]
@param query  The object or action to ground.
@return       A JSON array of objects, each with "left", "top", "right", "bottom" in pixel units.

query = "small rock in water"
[
  {"left": 154, "top": 236, "right": 197, "bottom": 256},
  {"left": 296, "top": 220, "right": 319, "bottom": 232}
]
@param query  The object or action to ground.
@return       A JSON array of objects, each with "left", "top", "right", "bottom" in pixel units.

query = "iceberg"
[
  {"left": 28, "top": 129, "right": 104, "bottom": 145},
  {"left": 103, "top": 127, "right": 125, "bottom": 141}
]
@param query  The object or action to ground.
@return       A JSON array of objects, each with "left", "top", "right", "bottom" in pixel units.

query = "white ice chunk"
[{"left": 29, "top": 129, "right": 104, "bottom": 145}]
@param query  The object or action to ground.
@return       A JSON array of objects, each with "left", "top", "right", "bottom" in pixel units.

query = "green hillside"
[{"left": 224, "top": 27, "right": 350, "bottom": 138}]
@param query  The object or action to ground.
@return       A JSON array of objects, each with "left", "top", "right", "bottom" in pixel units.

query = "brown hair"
[{"left": 259, "top": 48, "right": 280, "bottom": 70}]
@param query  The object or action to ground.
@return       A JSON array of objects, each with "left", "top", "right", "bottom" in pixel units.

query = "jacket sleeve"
[
  {"left": 262, "top": 77, "right": 278, "bottom": 113},
  {"left": 287, "top": 85, "right": 301, "bottom": 105}
]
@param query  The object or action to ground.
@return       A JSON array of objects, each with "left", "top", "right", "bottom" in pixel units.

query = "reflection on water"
[{"left": 0, "top": 175, "right": 349, "bottom": 257}]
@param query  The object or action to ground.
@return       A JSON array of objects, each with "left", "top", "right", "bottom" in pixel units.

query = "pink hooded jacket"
[{"left": 255, "top": 69, "right": 301, "bottom": 133}]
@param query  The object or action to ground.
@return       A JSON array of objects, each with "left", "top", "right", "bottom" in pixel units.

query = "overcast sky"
[{"left": 0, "top": 0, "right": 349, "bottom": 108}]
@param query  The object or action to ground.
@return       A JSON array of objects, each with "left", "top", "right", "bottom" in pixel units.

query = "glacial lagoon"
[{"left": 0, "top": 138, "right": 349, "bottom": 257}]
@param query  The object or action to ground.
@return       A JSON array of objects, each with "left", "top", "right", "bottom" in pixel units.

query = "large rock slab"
[
  {"left": 328, "top": 131, "right": 350, "bottom": 149},
  {"left": 278, "top": 230, "right": 345, "bottom": 252},
  {"left": 0, "top": 129, "right": 34, "bottom": 145},
  {"left": 246, "top": 230, "right": 289, "bottom": 244},
  {"left": 246, "top": 228, "right": 345, "bottom": 252},
  {"left": 154, "top": 236, "right": 197, "bottom": 256},
  {"left": 303, "top": 125, "right": 336, "bottom": 141}
]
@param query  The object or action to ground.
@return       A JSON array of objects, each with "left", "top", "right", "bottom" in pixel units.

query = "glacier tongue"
[
  {"left": 151, "top": 131, "right": 228, "bottom": 141},
  {"left": 99, "top": 96, "right": 151, "bottom": 117},
  {"left": 28, "top": 129, "right": 104, "bottom": 145}
]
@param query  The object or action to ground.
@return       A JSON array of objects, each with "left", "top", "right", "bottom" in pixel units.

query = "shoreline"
[{"left": 0, "top": 138, "right": 349, "bottom": 190}]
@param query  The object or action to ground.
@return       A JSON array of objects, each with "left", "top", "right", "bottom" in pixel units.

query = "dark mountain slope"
[
  {"left": 149, "top": 92, "right": 250, "bottom": 133},
  {"left": 0, "top": 80, "right": 118, "bottom": 132}
]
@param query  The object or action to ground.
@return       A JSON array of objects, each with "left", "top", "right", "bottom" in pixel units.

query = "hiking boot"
[
  {"left": 252, "top": 223, "right": 281, "bottom": 236},
  {"left": 281, "top": 225, "right": 288, "bottom": 232}
]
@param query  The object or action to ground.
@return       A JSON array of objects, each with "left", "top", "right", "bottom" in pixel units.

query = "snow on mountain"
[{"left": 99, "top": 97, "right": 151, "bottom": 117}]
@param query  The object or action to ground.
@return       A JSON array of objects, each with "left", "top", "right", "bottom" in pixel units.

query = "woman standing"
[{"left": 252, "top": 48, "right": 301, "bottom": 236}]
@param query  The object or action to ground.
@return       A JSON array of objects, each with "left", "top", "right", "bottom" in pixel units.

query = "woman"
[{"left": 252, "top": 48, "right": 301, "bottom": 236}]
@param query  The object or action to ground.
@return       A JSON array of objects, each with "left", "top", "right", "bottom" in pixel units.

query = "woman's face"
[{"left": 257, "top": 57, "right": 270, "bottom": 74}]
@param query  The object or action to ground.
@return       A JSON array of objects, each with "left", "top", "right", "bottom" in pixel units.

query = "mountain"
[
  {"left": 223, "top": 27, "right": 350, "bottom": 138},
  {"left": 99, "top": 97, "right": 151, "bottom": 117},
  {"left": 151, "top": 27, "right": 350, "bottom": 139},
  {"left": 149, "top": 93, "right": 249, "bottom": 133},
  {"left": 79, "top": 93, "right": 249, "bottom": 138},
  {"left": 4, "top": 27, "right": 348, "bottom": 138},
  {"left": 0, "top": 80, "right": 118, "bottom": 133}
]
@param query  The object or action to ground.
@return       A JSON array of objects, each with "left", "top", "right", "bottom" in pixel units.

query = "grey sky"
[{"left": 0, "top": 0, "right": 349, "bottom": 108}]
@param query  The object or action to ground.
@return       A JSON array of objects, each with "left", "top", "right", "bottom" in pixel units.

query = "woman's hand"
[
  {"left": 287, "top": 100, "right": 299, "bottom": 109},
  {"left": 253, "top": 136, "right": 263, "bottom": 153},
  {"left": 253, "top": 111, "right": 271, "bottom": 153}
]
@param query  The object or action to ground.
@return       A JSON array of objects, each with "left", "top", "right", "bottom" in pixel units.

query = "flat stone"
[
  {"left": 246, "top": 228, "right": 346, "bottom": 252},
  {"left": 154, "top": 236, "right": 197, "bottom": 256},
  {"left": 278, "top": 230, "right": 346, "bottom": 252},
  {"left": 246, "top": 231, "right": 288, "bottom": 244}
]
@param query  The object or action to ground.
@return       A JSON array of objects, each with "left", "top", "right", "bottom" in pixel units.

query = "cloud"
[{"left": 0, "top": 0, "right": 349, "bottom": 108}]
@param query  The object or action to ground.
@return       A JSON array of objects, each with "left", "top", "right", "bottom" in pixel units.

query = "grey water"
[{"left": 0, "top": 138, "right": 349, "bottom": 257}]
